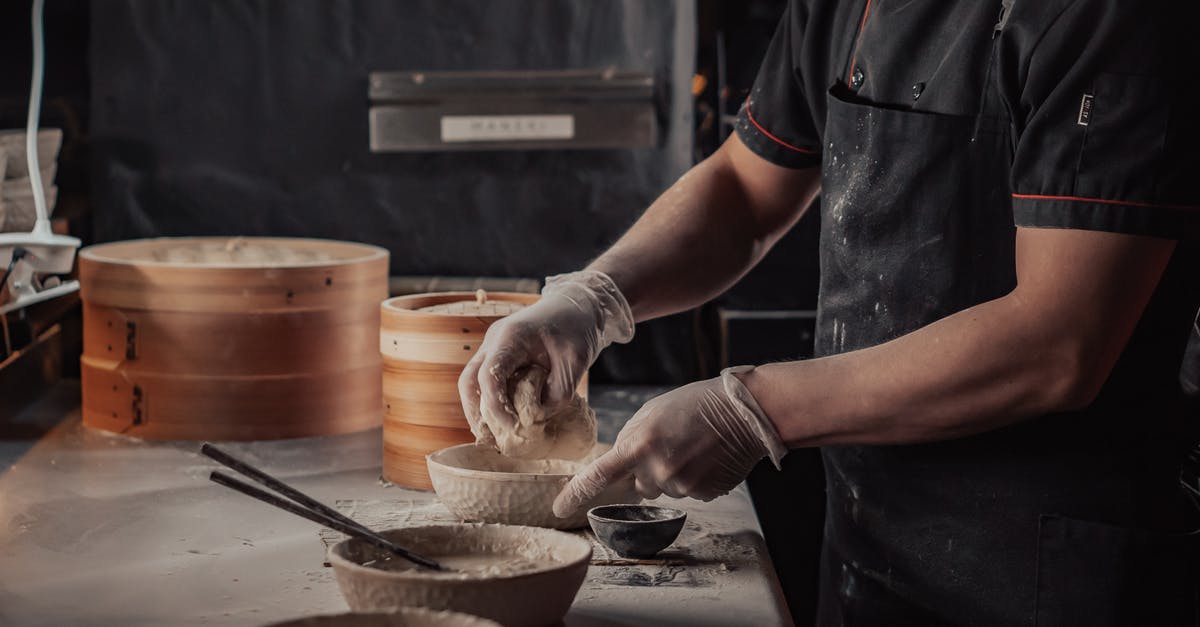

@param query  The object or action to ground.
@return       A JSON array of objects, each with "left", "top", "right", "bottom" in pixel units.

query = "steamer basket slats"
[
  {"left": 84, "top": 303, "right": 382, "bottom": 375},
  {"left": 79, "top": 237, "right": 389, "bottom": 440},
  {"left": 380, "top": 292, "right": 540, "bottom": 490}
]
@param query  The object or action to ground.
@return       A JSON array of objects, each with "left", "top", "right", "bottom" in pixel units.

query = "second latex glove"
[
  {"left": 553, "top": 366, "right": 789, "bottom": 517},
  {"left": 458, "top": 270, "right": 634, "bottom": 449}
]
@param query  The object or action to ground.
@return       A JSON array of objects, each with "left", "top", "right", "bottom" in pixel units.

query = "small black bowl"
[{"left": 587, "top": 504, "right": 687, "bottom": 559}]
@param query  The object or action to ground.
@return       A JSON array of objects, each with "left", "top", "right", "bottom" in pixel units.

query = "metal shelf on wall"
[{"left": 367, "top": 69, "right": 658, "bottom": 152}]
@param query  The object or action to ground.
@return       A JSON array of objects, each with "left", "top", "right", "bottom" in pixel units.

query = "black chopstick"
[
  {"left": 200, "top": 443, "right": 374, "bottom": 536},
  {"left": 201, "top": 445, "right": 444, "bottom": 571},
  {"left": 209, "top": 471, "right": 445, "bottom": 571}
]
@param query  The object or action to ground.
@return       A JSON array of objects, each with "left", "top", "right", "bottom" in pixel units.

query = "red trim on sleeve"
[
  {"left": 1012, "top": 193, "right": 1200, "bottom": 212},
  {"left": 745, "top": 102, "right": 817, "bottom": 155}
]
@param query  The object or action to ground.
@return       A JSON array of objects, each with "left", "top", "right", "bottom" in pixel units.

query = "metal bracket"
[
  {"left": 367, "top": 70, "right": 658, "bottom": 152},
  {"left": 0, "top": 232, "right": 81, "bottom": 314}
]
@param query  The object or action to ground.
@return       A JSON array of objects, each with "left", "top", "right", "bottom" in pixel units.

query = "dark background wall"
[
  {"left": 2, "top": 0, "right": 820, "bottom": 385},
  {"left": 2, "top": 2, "right": 822, "bottom": 622},
  {"left": 87, "top": 0, "right": 705, "bottom": 384},
  {"left": 88, "top": 1, "right": 689, "bottom": 277}
]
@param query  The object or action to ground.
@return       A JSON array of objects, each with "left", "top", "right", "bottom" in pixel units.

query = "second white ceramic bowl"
[{"left": 427, "top": 443, "right": 639, "bottom": 529}]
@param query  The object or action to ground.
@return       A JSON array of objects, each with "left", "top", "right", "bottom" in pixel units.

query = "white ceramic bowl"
[
  {"left": 0, "top": 128, "right": 61, "bottom": 179},
  {"left": 427, "top": 443, "right": 639, "bottom": 529},
  {"left": 263, "top": 608, "right": 501, "bottom": 627},
  {"left": 328, "top": 524, "right": 591, "bottom": 627}
]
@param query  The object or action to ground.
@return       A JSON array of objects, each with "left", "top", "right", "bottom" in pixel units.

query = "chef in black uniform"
[{"left": 460, "top": 0, "right": 1200, "bottom": 624}]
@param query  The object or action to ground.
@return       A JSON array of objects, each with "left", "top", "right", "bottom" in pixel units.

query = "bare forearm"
[
  {"left": 740, "top": 228, "right": 1176, "bottom": 447},
  {"left": 588, "top": 160, "right": 757, "bottom": 321},
  {"left": 742, "top": 296, "right": 1072, "bottom": 446},
  {"left": 588, "top": 137, "right": 820, "bottom": 322}
]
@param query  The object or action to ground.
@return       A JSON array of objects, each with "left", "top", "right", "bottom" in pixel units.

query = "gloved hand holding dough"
[
  {"left": 475, "top": 364, "right": 597, "bottom": 460},
  {"left": 458, "top": 270, "right": 634, "bottom": 458}
]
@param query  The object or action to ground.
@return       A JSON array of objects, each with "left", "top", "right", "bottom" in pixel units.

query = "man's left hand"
[{"left": 553, "top": 366, "right": 788, "bottom": 517}]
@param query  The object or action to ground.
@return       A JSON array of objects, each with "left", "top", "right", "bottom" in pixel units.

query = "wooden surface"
[
  {"left": 77, "top": 237, "right": 389, "bottom": 440},
  {"left": 0, "top": 383, "right": 793, "bottom": 627}
]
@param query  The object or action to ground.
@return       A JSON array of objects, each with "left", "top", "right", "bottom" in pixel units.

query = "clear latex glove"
[
  {"left": 458, "top": 270, "right": 634, "bottom": 448},
  {"left": 553, "top": 366, "right": 789, "bottom": 517}
]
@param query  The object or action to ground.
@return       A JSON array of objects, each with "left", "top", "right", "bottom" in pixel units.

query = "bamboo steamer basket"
[
  {"left": 78, "top": 237, "right": 389, "bottom": 440},
  {"left": 381, "top": 291, "right": 587, "bottom": 489}
]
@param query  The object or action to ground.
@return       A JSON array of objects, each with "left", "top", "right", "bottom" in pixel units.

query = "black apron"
[
  {"left": 811, "top": 24, "right": 1200, "bottom": 627},
  {"left": 1182, "top": 312, "right": 1200, "bottom": 399}
]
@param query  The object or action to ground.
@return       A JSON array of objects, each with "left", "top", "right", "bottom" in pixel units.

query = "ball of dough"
[{"left": 488, "top": 365, "right": 596, "bottom": 461}]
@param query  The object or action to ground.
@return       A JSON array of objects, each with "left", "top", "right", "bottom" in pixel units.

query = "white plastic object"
[{"left": 1, "top": 0, "right": 81, "bottom": 314}]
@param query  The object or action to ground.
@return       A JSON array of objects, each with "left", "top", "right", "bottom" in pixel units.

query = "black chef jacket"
[{"left": 734, "top": 0, "right": 1200, "bottom": 624}]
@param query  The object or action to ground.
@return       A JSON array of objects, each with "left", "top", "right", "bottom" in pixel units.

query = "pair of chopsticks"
[{"left": 200, "top": 442, "right": 445, "bottom": 571}]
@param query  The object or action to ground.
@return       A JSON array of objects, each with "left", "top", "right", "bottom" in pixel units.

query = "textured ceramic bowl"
[
  {"left": 587, "top": 504, "right": 687, "bottom": 559},
  {"left": 263, "top": 608, "right": 501, "bottom": 627},
  {"left": 427, "top": 443, "right": 639, "bottom": 529},
  {"left": 328, "top": 524, "right": 591, "bottom": 627}
]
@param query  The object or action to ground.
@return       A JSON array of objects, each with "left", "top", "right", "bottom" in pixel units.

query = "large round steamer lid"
[
  {"left": 79, "top": 237, "right": 389, "bottom": 312},
  {"left": 80, "top": 236, "right": 387, "bottom": 266}
]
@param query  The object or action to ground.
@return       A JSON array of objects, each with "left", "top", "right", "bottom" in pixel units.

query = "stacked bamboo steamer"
[
  {"left": 382, "top": 290, "right": 585, "bottom": 490},
  {"left": 78, "top": 237, "right": 388, "bottom": 440}
]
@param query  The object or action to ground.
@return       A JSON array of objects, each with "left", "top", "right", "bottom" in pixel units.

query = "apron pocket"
[
  {"left": 816, "top": 84, "right": 1015, "bottom": 355},
  {"left": 1034, "top": 514, "right": 1199, "bottom": 627}
]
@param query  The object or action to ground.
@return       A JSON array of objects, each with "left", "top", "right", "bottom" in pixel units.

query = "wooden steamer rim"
[
  {"left": 79, "top": 236, "right": 388, "bottom": 268},
  {"left": 79, "top": 237, "right": 389, "bottom": 313},
  {"left": 79, "top": 236, "right": 390, "bottom": 441},
  {"left": 382, "top": 290, "right": 537, "bottom": 325},
  {"left": 381, "top": 291, "right": 538, "bottom": 364}
]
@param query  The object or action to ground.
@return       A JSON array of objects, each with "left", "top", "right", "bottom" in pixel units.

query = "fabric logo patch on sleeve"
[{"left": 1077, "top": 94, "right": 1094, "bottom": 126}]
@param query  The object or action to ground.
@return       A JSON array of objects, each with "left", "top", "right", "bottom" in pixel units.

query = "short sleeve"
[
  {"left": 1008, "top": 0, "right": 1200, "bottom": 239},
  {"left": 733, "top": 3, "right": 822, "bottom": 170}
]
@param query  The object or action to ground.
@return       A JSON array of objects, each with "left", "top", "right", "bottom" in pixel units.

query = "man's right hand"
[{"left": 458, "top": 270, "right": 635, "bottom": 446}]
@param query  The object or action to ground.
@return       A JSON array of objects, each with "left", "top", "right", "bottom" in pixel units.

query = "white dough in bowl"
[{"left": 486, "top": 365, "right": 596, "bottom": 461}]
